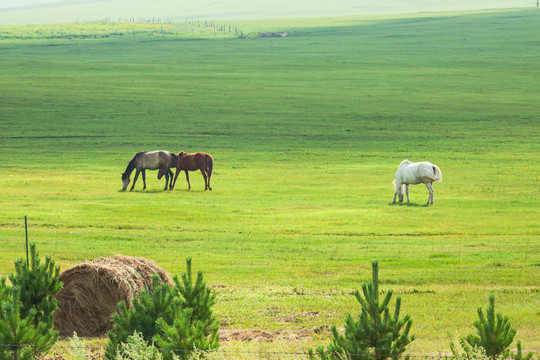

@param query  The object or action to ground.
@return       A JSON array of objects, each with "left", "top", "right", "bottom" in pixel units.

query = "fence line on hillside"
[{"left": 0, "top": 19, "right": 245, "bottom": 40}]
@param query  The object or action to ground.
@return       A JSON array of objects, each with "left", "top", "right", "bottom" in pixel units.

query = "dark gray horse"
[{"left": 121, "top": 151, "right": 178, "bottom": 191}]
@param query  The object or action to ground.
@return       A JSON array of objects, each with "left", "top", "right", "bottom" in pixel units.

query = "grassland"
[
  {"left": 0, "top": 8, "right": 539, "bottom": 357},
  {"left": 0, "top": 20, "right": 241, "bottom": 40}
]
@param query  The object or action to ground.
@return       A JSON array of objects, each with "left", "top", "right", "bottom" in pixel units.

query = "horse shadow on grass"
[
  {"left": 389, "top": 202, "right": 428, "bottom": 208},
  {"left": 118, "top": 189, "right": 172, "bottom": 194}
]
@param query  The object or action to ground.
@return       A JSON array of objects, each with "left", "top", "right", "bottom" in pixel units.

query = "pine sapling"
[
  {"left": 157, "top": 258, "right": 220, "bottom": 360},
  {"left": 174, "top": 258, "right": 218, "bottom": 335},
  {"left": 0, "top": 288, "right": 58, "bottom": 360},
  {"left": 154, "top": 308, "right": 219, "bottom": 360},
  {"left": 309, "top": 261, "right": 414, "bottom": 360},
  {"left": 511, "top": 341, "right": 533, "bottom": 360},
  {"left": 8, "top": 243, "right": 62, "bottom": 328},
  {"left": 464, "top": 294, "right": 516, "bottom": 359},
  {"left": 105, "top": 275, "right": 177, "bottom": 360}
]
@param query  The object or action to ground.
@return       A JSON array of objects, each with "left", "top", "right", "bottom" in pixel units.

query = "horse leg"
[
  {"left": 130, "top": 170, "right": 141, "bottom": 191},
  {"left": 167, "top": 169, "right": 174, "bottom": 190},
  {"left": 142, "top": 170, "right": 147, "bottom": 190},
  {"left": 424, "top": 182, "right": 434, "bottom": 205},
  {"left": 201, "top": 169, "right": 208, "bottom": 191},
  {"left": 163, "top": 169, "right": 169, "bottom": 191},
  {"left": 405, "top": 185, "right": 410, "bottom": 203},
  {"left": 185, "top": 171, "right": 191, "bottom": 190},
  {"left": 391, "top": 186, "right": 400, "bottom": 204},
  {"left": 206, "top": 155, "right": 213, "bottom": 191},
  {"left": 206, "top": 170, "right": 212, "bottom": 191},
  {"left": 171, "top": 168, "right": 181, "bottom": 190}
]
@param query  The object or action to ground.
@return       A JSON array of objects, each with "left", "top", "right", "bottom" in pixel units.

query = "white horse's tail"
[{"left": 432, "top": 165, "right": 442, "bottom": 182}]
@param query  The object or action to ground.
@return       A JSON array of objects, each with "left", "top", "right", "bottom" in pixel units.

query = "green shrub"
[
  {"left": 446, "top": 338, "right": 491, "bottom": 360},
  {"left": 456, "top": 294, "right": 533, "bottom": 360},
  {"left": 155, "top": 259, "right": 220, "bottom": 360},
  {"left": 464, "top": 294, "right": 515, "bottom": 359},
  {"left": 105, "top": 258, "right": 219, "bottom": 360},
  {"left": 154, "top": 307, "right": 219, "bottom": 360},
  {"left": 66, "top": 332, "right": 91, "bottom": 360},
  {"left": 0, "top": 288, "right": 58, "bottom": 360},
  {"left": 174, "top": 259, "right": 218, "bottom": 331},
  {"left": 116, "top": 331, "right": 163, "bottom": 360},
  {"left": 309, "top": 261, "right": 414, "bottom": 360},
  {"left": 8, "top": 244, "right": 62, "bottom": 328},
  {"left": 105, "top": 276, "right": 177, "bottom": 359},
  {"left": 0, "top": 244, "right": 61, "bottom": 360},
  {"left": 511, "top": 341, "right": 534, "bottom": 360}
]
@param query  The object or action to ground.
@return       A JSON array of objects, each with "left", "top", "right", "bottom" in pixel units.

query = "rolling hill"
[{"left": 0, "top": 0, "right": 534, "bottom": 25}]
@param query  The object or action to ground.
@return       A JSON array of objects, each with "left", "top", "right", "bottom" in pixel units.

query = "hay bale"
[{"left": 54, "top": 255, "right": 171, "bottom": 337}]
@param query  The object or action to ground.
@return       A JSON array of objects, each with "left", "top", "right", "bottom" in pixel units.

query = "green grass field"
[{"left": 0, "top": 8, "right": 539, "bottom": 357}]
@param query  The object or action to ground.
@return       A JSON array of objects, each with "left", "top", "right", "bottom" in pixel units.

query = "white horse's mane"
[{"left": 399, "top": 159, "right": 411, "bottom": 166}]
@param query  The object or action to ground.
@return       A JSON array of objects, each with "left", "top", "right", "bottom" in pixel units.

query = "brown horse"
[{"left": 167, "top": 151, "right": 213, "bottom": 191}]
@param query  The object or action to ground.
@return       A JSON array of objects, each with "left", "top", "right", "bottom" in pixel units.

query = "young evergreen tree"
[
  {"left": 309, "top": 261, "right": 414, "bottom": 360},
  {"left": 106, "top": 259, "right": 219, "bottom": 360},
  {"left": 8, "top": 243, "right": 62, "bottom": 328},
  {"left": 105, "top": 275, "right": 178, "bottom": 360},
  {"left": 510, "top": 341, "right": 533, "bottom": 360},
  {"left": 155, "top": 258, "right": 220, "bottom": 360},
  {"left": 464, "top": 294, "right": 523, "bottom": 360},
  {"left": 174, "top": 258, "right": 217, "bottom": 333},
  {"left": 0, "top": 288, "right": 58, "bottom": 360},
  {"left": 154, "top": 308, "right": 219, "bottom": 360},
  {"left": 1, "top": 244, "right": 61, "bottom": 360}
]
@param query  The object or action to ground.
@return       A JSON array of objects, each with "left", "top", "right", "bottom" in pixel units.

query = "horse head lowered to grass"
[
  {"left": 391, "top": 160, "right": 442, "bottom": 205},
  {"left": 121, "top": 150, "right": 178, "bottom": 191}
]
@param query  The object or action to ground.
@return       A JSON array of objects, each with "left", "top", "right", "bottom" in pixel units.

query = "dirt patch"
[{"left": 219, "top": 326, "right": 329, "bottom": 342}]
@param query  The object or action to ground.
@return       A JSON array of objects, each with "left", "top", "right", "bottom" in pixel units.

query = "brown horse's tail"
[{"left": 206, "top": 154, "right": 214, "bottom": 176}]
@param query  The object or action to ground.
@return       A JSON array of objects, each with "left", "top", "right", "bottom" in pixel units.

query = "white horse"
[{"left": 391, "top": 160, "right": 442, "bottom": 205}]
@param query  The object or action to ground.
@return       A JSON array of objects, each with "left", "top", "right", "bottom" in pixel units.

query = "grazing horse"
[
  {"left": 121, "top": 151, "right": 178, "bottom": 191},
  {"left": 391, "top": 160, "right": 442, "bottom": 205},
  {"left": 168, "top": 151, "right": 213, "bottom": 191}
]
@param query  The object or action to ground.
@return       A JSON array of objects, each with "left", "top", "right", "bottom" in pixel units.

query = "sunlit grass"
[
  {"left": 0, "top": 20, "right": 241, "bottom": 40},
  {"left": 0, "top": 8, "right": 539, "bottom": 355}
]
